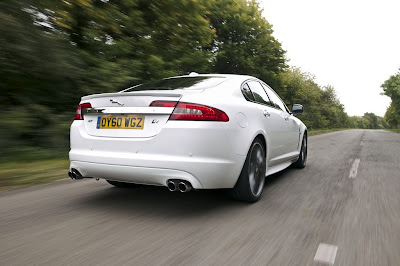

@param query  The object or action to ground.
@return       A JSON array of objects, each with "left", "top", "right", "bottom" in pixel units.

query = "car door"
[
  {"left": 261, "top": 83, "right": 300, "bottom": 156},
  {"left": 245, "top": 80, "right": 288, "bottom": 166}
]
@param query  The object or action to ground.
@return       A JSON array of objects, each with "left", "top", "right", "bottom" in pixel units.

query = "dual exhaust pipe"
[
  {"left": 69, "top": 170, "right": 192, "bottom": 193},
  {"left": 167, "top": 180, "right": 192, "bottom": 193},
  {"left": 68, "top": 168, "right": 84, "bottom": 180}
]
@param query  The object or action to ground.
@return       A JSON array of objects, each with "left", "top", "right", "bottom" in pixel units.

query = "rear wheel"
[
  {"left": 293, "top": 132, "right": 307, "bottom": 168},
  {"left": 231, "top": 139, "right": 266, "bottom": 203},
  {"left": 106, "top": 180, "right": 137, "bottom": 188}
]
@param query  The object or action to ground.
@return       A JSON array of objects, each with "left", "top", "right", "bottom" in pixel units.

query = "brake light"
[
  {"left": 149, "top": 101, "right": 178, "bottom": 107},
  {"left": 170, "top": 102, "right": 229, "bottom": 122},
  {"left": 74, "top": 102, "right": 92, "bottom": 120}
]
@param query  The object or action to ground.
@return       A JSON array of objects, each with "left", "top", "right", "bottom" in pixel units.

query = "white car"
[{"left": 69, "top": 73, "right": 307, "bottom": 202}]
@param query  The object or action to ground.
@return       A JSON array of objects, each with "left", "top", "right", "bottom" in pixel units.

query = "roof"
[{"left": 171, "top": 73, "right": 255, "bottom": 82}]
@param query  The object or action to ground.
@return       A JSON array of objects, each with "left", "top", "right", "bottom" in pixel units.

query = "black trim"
[{"left": 240, "top": 79, "right": 290, "bottom": 114}]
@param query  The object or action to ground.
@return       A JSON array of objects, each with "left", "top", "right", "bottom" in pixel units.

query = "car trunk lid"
[{"left": 82, "top": 92, "right": 182, "bottom": 138}]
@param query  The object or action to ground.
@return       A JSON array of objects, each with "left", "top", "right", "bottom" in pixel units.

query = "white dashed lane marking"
[
  {"left": 314, "top": 243, "right": 338, "bottom": 265},
  {"left": 349, "top": 159, "right": 360, "bottom": 178}
]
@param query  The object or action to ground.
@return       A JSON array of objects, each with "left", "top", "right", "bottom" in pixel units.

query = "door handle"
[
  {"left": 284, "top": 115, "right": 289, "bottom": 122},
  {"left": 263, "top": 110, "right": 270, "bottom": 117}
]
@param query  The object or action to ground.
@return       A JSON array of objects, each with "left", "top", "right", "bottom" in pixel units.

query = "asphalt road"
[{"left": 1, "top": 130, "right": 400, "bottom": 265}]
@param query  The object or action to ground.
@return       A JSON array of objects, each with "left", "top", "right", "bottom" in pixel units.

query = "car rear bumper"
[
  {"left": 69, "top": 120, "right": 245, "bottom": 189},
  {"left": 70, "top": 160, "right": 204, "bottom": 188}
]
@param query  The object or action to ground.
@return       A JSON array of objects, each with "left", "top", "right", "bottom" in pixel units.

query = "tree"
[
  {"left": 206, "top": 0, "right": 286, "bottom": 89},
  {"left": 279, "top": 68, "right": 351, "bottom": 130},
  {"left": 384, "top": 103, "right": 400, "bottom": 128},
  {"left": 363, "top": 113, "right": 379, "bottom": 129},
  {"left": 382, "top": 70, "right": 400, "bottom": 128},
  {"left": 53, "top": 0, "right": 215, "bottom": 94},
  {"left": 0, "top": 0, "right": 82, "bottom": 156}
]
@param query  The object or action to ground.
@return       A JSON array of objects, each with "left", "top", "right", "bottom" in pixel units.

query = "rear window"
[{"left": 122, "top": 77, "right": 226, "bottom": 92}]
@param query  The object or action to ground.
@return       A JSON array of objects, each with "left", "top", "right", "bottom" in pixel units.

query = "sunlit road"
[{"left": 1, "top": 130, "right": 400, "bottom": 265}]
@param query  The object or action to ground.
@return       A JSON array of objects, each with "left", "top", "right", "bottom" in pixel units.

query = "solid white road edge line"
[
  {"left": 314, "top": 243, "right": 338, "bottom": 265},
  {"left": 349, "top": 159, "right": 360, "bottom": 178}
]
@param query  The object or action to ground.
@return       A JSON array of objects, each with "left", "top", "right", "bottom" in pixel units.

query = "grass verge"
[
  {"left": 385, "top": 129, "right": 400, "bottom": 134},
  {"left": 308, "top": 128, "right": 349, "bottom": 136},
  {"left": 0, "top": 159, "right": 69, "bottom": 190}
]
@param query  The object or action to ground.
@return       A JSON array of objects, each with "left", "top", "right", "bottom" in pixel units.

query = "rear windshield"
[{"left": 122, "top": 76, "right": 226, "bottom": 92}]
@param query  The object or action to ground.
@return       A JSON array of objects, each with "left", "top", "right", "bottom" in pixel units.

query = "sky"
[{"left": 260, "top": 0, "right": 400, "bottom": 117}]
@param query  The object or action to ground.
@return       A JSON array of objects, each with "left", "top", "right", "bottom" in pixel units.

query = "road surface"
[{"left": 1, "top": 130, "right": 400, "bottom": 265}]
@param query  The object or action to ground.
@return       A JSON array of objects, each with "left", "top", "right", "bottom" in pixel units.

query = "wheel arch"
[
  {"left": 244, "top": 131, "right": 269, "bottom": 166},
  {"left": 233, "top": 131, "right": 268, "bottom": 185},
  {"left": 254, "top": 133, "right": 267, "bottom": 153},
  {"left": 301, "top": 126, "right": 308, "bottom": 142},
  {"left": 297, "top": 122, "right": 307, "bottom": 150},
  {"left": 241, "top": 129, "right": 268, "bottom": 154}
]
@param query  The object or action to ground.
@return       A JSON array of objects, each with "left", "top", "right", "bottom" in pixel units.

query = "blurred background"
[{"left": 0, "top": 0, "right": 398, "bottom": 187}]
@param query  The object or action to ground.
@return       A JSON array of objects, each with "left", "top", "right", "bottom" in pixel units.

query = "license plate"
[{"left": 96, "top": 115, "right": 145, "bottom": 129}]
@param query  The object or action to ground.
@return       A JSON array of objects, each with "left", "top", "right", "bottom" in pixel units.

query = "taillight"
[
  {"left": 170, "top": 102, "right": 229, "bottom": 122},
  {"left": 149, "top": 101, "right": 178, "bottom": 107},
  {"left": 74, "top": 102, "right": 92, "bottom": 120},
  {"left": 149, "top": 100, "right": 229, "bottom": 121}
]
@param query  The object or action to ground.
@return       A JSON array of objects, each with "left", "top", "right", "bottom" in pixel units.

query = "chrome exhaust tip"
[
  {"left": 178, "top": 181, "right": 192, "bottom": 193},
  {"left": 167, "top": 180, "right": 179, "bottom": 192}
]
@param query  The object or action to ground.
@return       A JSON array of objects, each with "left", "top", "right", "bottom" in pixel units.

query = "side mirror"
[{"left": 292, "top": 104, "right": 303, "bottom": 115}]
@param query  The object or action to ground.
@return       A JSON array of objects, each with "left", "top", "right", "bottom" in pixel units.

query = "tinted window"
[
  {"left": 123, "top": 77, "right": 226, "bottom": 92},
  {"left": 241, "top": 83, "right": 255, "bottom": 101},
  {"left": 247, "top": 81, "right": 272, "bottom": 106},
  {"left": 262, "top": 83, "right": 287, "bottom": 112}
]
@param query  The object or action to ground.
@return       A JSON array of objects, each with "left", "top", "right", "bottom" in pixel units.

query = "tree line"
[{"left": 0, "top": 0, "right": 393, "bottom": 160}]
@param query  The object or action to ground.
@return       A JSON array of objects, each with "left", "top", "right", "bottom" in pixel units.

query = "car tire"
[
  {"left": 293, "top": 132, "right": 307, "bottom": 169},
  {"left": 106, "top": 180, "right": 137, "bottom": 188},
  {"left": 231, "top": 138, "right": 266, "bottom": 203}
]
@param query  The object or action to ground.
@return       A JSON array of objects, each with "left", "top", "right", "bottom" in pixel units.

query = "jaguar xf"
[{"left": 69, "top": 73, "right": 307, "bottom": 202}]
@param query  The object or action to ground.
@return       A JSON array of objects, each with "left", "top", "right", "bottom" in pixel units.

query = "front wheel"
[
  {"left": 293, "top": 133, "right": 307, "bottom": 168},
  {"left": 231, "top": 139, "right": 266, "bottom": 203}
]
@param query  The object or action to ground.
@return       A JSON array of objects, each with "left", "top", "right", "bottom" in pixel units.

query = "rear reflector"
[
  {"left": 170, "top": 102, "right": 229, "bottom": 122},
  {"left": 149, "top": 101, "right": 178, "bottom": 108},
  {"left": 74, "top": 102, "right": 92, "bottom": 120}
]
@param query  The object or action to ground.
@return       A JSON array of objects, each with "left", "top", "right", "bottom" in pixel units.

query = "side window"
[
  {"left": 241, "top": 83, "right": 255, "bottom": 101},
  {"left": 262, "top": 83, "right": 288, "bottom": 112},
  {"left": 247, "top": 81, "right": 272, "bottom": 106}
]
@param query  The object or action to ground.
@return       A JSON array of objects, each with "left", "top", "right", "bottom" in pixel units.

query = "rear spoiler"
[{"left": 81, "top": 91, "right": 183, "bottom": 101}]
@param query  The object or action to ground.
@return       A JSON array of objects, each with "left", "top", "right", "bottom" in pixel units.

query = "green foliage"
[
  {"left": 279, "top": 68, "right": 350, "bottom": 130},
  {"left": 348, "top": 116, "right": 368, "bottom": 129},
  {"left": 0, "top": 0, "right": 387, "bottom": 162},
  {"left": 362, "top": 112, "right": 379, "bottom": 129},
  {"left": 308, "top": 129, "right": 350, "bottom": 136},
  {"left": 0, "top": 1, "right": 82, "bottom": 108},
  {"left": 1, "top": 0, "right": 216, "bottom": 160},
  {"left": 206, "top": 0, "right": 286, "bottom": 89},
  {"left": 385, "top": 129, "right": 400, "bottom": 134},
  {"left": 0, "top": 0, "right": 80, "bottom": 158},
  {"left": 347, "top": 113, "right": 387, "bottom": 129},
  {"left": 278, "top": 68, "right": 389, "bottom": 130},
  {"left": 382, "top": 70, "right": 400, "bottom": 128},
  {"left": 384, "top": 103, "right": 400, "bottom": 128},
  {"left": 53, "top": 0, "right": 215, "bottom": 92}
]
